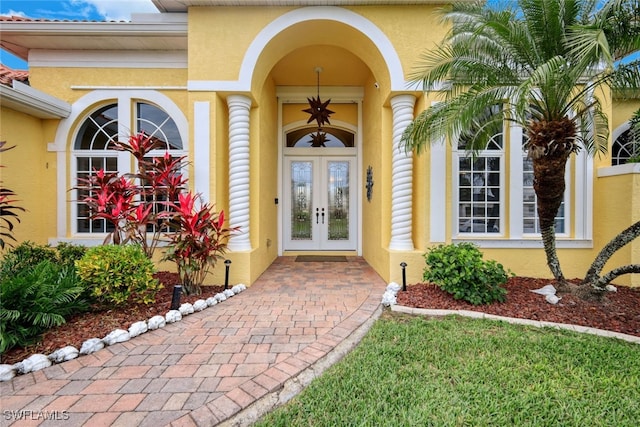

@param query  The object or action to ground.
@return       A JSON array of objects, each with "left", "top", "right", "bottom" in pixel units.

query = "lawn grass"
[{"left": 255, "top": 311, "right": 640, "bottom": 427}]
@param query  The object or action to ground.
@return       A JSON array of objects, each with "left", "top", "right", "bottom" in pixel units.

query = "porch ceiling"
[{"left": 271, "top": 45, "right": 370, "bottom": 86}]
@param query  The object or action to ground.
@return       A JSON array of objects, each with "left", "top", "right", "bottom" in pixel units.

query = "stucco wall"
[{"left": 0, "top": 107, "right": 56, "bottom": 247}]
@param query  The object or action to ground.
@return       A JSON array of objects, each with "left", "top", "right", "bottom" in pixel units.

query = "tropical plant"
[
  {"left": 401, "top": 0, "right": 640, "bottom": 290},
  {"left": 75, "top": 132, "right": 187, "bottom": 258},
  {"left": 161, "top": 193, "right": 237, "bottom": 295},
  {"left": 75, "top": 244, "right": 162, "bottom": 306},
  {"left": 0, "top": 241, "right": 87, "bottom": 281},
  {"left": 0, "top": 260, "right": 90, "bottom": 353},
  {"left": 423, "top": 243, "right": 509, "bottom": 305},
  {"left": 0, "top": 241, "right": 58, "bottom": 279},
  {"left": 55, "top": 242, "right": 88, "bottom": 268},
  {"left": 0, "top": 141, "right": 25, "bottom": 249}
]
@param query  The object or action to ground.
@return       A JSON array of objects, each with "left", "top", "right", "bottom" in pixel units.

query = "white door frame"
[
  {"left": 276, "top": 86, "right": 363, "bottom": 255},
  {"left": 283, "top": 155, "right": 357, "bottom": 251}
]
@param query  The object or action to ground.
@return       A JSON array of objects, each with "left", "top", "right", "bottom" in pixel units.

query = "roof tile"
[
  {"left": 0, "top": 65, "right": 29, "bottom": 87},
  {"left": 0, "top": 15, "right": 123, "bottom": 23}
]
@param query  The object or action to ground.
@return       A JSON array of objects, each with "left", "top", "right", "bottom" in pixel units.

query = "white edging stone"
[
  {"left": 148, "top": 315, "right": 166, "bottom": 330},
  {"left": 128, "top": 321, "right": 148, "bottom": 338},
  {"left": 48, "top": 346, "right": 79, "bottom": 363},
  {"left": 165, "top": 310, "right": 182, "bottom": 323},
  {"left": 15, "top": 354, "right": 51, "bottom": 374},
  {"left": 102, "top": 329, "right": 130, "bottom": 346},
  {"left": 179, "top": 303, "right": 195, "bottom": 315},
  {"left": 80, "top": 338, "right": 104, "bottom": 355}
]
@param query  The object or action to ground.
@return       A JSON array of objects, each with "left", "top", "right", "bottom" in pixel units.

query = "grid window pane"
[
  {"left": 457, "top": 152, "right": 501, "bottom": 234},
  {"left": 75, "top": 156, "right": 118, "bottom": 233},
  {"left": 612, "top": 129, "right": 640, "bottom": 166}
]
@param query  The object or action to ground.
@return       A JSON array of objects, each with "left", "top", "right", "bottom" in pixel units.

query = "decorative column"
[
  {"left": 389, "top": 94, "right": 416, "bottom": 251},
  {"left": 227, "top": 95, "right": 252, "bottom": 251}
]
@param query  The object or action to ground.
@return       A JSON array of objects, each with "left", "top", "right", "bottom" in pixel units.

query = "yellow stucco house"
[{"left": 0, "top": 0, "right": 639, "bottom": 287}]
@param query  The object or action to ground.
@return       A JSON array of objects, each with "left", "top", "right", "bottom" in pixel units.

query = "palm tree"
[{"left": 402, "top": 0, "right": 639, "bottom": 287}]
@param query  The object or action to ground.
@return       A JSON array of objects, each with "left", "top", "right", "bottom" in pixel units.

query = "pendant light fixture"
[{"left": 303, "top": 67, "right": 334, "bottom": 147}]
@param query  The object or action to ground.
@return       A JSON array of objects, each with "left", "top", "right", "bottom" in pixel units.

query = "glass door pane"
[
  {"left": 326, "top": 160, "right": 349, "bottom": 241},
  {"left": 290, "top": 161, "right": 313, "bottom": 241}
]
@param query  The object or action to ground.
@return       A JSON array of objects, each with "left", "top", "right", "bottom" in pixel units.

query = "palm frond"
[{"left": 612, "top": 60, "right": 640, "bottom": 98}]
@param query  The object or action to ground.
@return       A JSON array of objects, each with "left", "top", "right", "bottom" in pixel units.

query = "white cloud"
[
  {"left": 4, "top": 9, "right": 27, "bottom": 17},
  {"left": 73, "top": 0, "right": 158, "bottom": 21}
]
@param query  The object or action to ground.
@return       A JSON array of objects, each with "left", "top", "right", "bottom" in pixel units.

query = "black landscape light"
[
  {"left": 224, "top": 259, "right": 232, "bottom": 290},
  {"left": 170, "top": 285, "right": 182, "bottom": 310},
  {"left": 400, "top": 262, "right": 407, "bottom": 292}
]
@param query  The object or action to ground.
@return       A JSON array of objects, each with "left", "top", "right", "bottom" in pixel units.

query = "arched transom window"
[
  {"left": 286, "top": 126, "right": 355, "bottom": 148},
  {"left": 612, "top": 126, "right": 640, "bottom": 166}
]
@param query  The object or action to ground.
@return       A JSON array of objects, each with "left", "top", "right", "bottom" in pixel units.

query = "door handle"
[
  {"left": 321, "top": 208, "right": 325, "bottom": 224},
  {"left": 316, "top": 208, "right": 319, "bottom": 224}
]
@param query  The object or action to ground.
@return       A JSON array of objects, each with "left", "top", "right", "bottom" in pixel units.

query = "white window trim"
[
  {"left": 452, "top": 141, "right": 506, "bottom": 239},
  {"left": 48, "top": 90, "right": 188, "bottom": 246},
  {"left": 449, "top": 122, "right": 592, "bottom": 249}
]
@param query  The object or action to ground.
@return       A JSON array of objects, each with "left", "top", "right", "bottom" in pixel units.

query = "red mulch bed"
[
  {"left": 3, "top": 275, "right": 639, "bottom": 366},
  {"left": 397, "top": 277, "right": 640, "bottom": 338},
  {"left": 1, "top": 272, "right": 223, "bottom": 365}
]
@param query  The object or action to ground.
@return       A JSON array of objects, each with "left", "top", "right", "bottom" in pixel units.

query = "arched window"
[
  {"left": 612, "top": 127, "right": 640, "bottom": 166},
  {"left": 73, "top": 101, "right": 185, "bottom": 235},
  {"left": 286, "top": 126, "right": 355, "bottom": 148}
]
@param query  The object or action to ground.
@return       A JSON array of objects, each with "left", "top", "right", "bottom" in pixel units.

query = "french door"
[{"left": 284, "top": 156, "right": 356, "bottom": 250}]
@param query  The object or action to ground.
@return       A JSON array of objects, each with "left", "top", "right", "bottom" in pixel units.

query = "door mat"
[{"left": 295, "top": 255, "right": 348, "bottom": 262}]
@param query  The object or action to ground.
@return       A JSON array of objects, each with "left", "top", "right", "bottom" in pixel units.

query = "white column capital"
[{"left": 227, "top": 94, "right": 252, "bottom": 109}]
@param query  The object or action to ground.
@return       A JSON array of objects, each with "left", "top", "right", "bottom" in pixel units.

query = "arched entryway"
[
  {"left": 208, "top": 5, "right": 417, "bottom": 283},
  {"left": 269, "top": 48, "right": 368, "bottom": 254}
]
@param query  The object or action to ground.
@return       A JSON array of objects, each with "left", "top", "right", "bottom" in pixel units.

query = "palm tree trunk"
[
  {"left": 532, "top": 152, "right": 571, "bottom": 283},
  {"left": 583, "top": 220, "right": 640, "bottom": 287},
  {"left": 541, "top": 224, "right": 565, "bottom": 282}
]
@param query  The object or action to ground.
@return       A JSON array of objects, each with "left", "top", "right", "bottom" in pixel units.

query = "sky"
[{"left": 0, "top": 0, "right": 159, "bottom": 69}]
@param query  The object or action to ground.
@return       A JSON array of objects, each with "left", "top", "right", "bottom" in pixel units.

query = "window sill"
[
  {"left": 451, "top": 238, "right": 593, "bottom": 249},
  {"left": 49, "top": 237, "right": 171, "bottom": 247},
  {"left": 598, "top": 163, "right": 640, "bottom": 177}
]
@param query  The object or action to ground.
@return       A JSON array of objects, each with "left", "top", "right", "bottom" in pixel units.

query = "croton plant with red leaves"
[
  {"left": 162, "top": 193, "right": 237, "bottom": 295},
  {"left": 75, "top": 132, "right": 236, "bottom": 293}
]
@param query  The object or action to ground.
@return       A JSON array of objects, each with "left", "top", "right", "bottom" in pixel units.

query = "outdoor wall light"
[{"left": 366, "top": 165, "right": 374, "bottom": 202}]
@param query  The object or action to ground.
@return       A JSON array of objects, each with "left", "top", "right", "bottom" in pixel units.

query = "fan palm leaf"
[{"left": 402, "top": 0, "right": 638, "bottom": 282}]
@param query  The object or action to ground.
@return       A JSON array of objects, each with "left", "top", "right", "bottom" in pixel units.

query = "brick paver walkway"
[{"left": 1, "top": 257, "right": 385, "bottom": 426}]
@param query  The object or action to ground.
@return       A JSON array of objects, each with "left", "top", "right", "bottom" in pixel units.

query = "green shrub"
[
  {"left": 76, "top": 244, "right": 162, "bottom": 306},
  {"left": 0, "top": 260, "right": 90, "bottom": 353},
  {"left": 0, "top": 241, "right": 87, "bottom": 280},
  {"left": 0, "top": 241, "right": 58, "bottom": 280},
  {"left": 55, "top": 242, "right": 88, "bottom": 268},
  {"left": 423, "top": 243, "right": 510, "bottom": 305}
]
